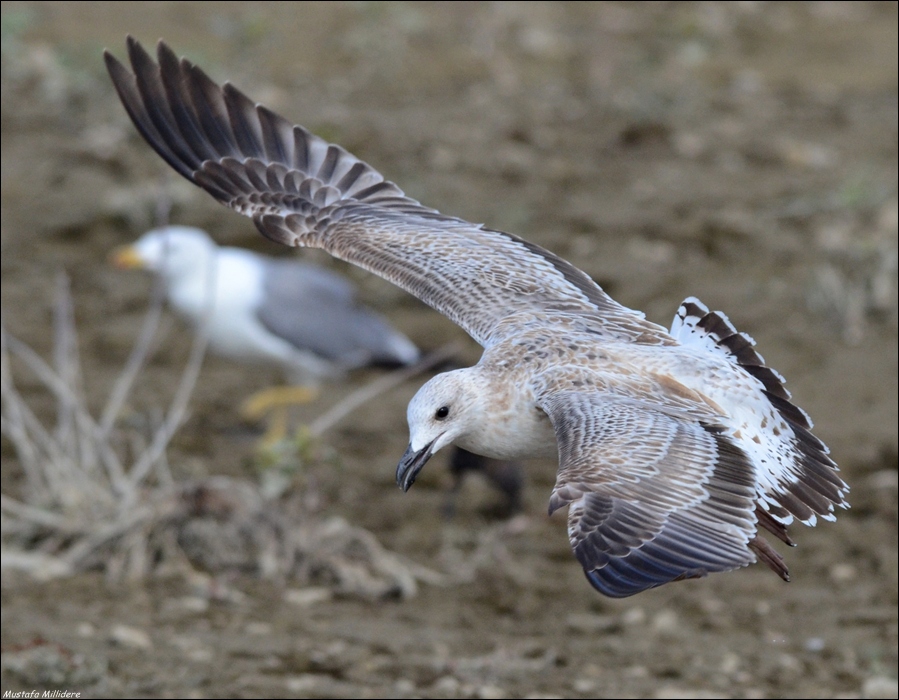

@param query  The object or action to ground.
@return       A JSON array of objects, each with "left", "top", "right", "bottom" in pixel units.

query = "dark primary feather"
[{"left": 104, "top": 37, "right": 669, "bottom": 349}]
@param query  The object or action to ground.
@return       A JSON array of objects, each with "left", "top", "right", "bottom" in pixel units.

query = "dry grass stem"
[{"left": 1, "top": 270, "right": 207, "bottom": 579}]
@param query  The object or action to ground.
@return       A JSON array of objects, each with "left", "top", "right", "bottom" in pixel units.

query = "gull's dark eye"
[{"left": 435, "top": 406, "right": 450, "bottom": 420}]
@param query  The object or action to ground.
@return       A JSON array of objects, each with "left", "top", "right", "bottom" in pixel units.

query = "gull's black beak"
[{"left": 396, "top": 440, "right": 436, "bottom": 492}]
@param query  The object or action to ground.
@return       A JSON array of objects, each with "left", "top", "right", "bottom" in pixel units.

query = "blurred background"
[{"left": 1, "top": 2, "right": 896, "bottom": 698}]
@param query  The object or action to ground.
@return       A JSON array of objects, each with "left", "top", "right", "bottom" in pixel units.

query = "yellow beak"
[{"left": 109, "top": 245, "right": 145, "bottom": 269}]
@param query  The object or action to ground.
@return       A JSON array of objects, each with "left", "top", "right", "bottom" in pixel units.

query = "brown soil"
[{"left": 1, "top": 2, "right": 896, "bottom": 698}]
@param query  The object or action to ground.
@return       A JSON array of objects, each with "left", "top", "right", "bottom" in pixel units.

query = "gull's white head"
[
  {"left": 396, "top": 368, "right": 486, "bottom": 492},
  {"left": 111, "top": 225, "right": 217, "bottom": 282}
]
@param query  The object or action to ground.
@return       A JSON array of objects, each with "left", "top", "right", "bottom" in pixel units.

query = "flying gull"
[{"left": 104, "top": 37, "right": 849, "bottom": 597}]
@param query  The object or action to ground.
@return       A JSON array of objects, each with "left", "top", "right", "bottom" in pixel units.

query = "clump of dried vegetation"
[
  {"left": 1, "top": 270, "right": 206, "bottom": 581},
  {"left": 1, "top": 270, "right": 444, "bottom": 598}
]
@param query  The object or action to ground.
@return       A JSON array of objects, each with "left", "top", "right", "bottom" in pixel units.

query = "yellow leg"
[{"left": 240, "top": 385, "right": 321, "bottom": 446}]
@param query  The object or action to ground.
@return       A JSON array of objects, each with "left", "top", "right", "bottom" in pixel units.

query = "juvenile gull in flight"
[{"left": 105, "top": 38, "right": 849, "bottom": 597}]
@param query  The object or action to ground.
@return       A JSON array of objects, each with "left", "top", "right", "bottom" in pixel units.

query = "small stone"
[
  {"left": 477, "top": 684, "right": 508, "bottom": 699},
  {"left": 565, "top": 612, "right": 619, "bottom": 633},
  {"left": 719, "top": 651, "right": 740, "bottom": 674},
  {"left": 778, "top": 139, "right": 836, "bottom": 169},
  {"left": 186, "top": 647, "right": 214, "bottom": 663},
  {"left": 651, "top": 609, "right": 680, "bottom": 635},
  {"left": 804, "top": 637, "right": 826, "bottom": 653},
  {"left": 862, "top": 676, "right": 899, "bottom": 699},
  {"left": 169, "top": 596, "right": 210, "bottom": 613},
  {"left": 621, "top": 607, "right": 646, "bottom": 626},
  {"left": 432, "top": 675, "right": 460, "bottom": 694},
  {"left": 700, "top": 598, "right": 726, "bottom": 615},
  {"left": 777, "top": 653, "right": 802, "bottom": 673},
  {"left": 653, "top": 686, "right": 727, "bottom": 699},
  {"left": 284, "top": 587, "right": 333, "bottom": 606},
  {"left": 572, "top": 678, "right": 597, "bottom": 693},
  {"left": 830, "top": 563, "right": 857, "bottom": 583},
  {"left": 394, "top": 678, "right": 416, "bottom": 694},
  {"left": 672, "top": 131, "right": 707, "bottom": 159},
  {"left": 109, "top": 624, "right": 151, "bottom": 649},
  {"left": 285, "top": 674, "right": 325, "bottom": 693},
  {"left": 171, "top": 635, "right": 214, "bottom": 664}
]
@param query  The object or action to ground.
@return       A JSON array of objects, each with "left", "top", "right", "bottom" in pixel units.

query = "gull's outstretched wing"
[
  {"left": 105, "top": 37, "right": 669, "bottom": 348},
  {"left": 539, "top": 389, "right": 767, "bottom": 598}
]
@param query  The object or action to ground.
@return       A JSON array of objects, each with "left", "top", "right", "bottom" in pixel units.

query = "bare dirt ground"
[{"left": 1, "top": 2, "right": 896, "bottom": 698}]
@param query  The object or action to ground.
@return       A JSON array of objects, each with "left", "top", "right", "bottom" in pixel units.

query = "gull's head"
[
  {"left": 396, "top": 369, "right": 485, "bottom": 492},
  {"left": 110, "top": 225, "right": 216, "bottom": 281}
]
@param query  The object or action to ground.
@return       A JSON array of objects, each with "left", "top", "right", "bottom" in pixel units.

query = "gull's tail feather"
[{"left": 672, "top": 296, "right": 849, "bottom": 529}]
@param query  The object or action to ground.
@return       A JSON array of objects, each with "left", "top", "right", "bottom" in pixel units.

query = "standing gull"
[
  {"left": 112, "top": 224, "right": 420, "bottom": 436},
  {"left": 104, "top": 38, "right": 849, "bottom": 598},
  {"left": 113, "top": 225, "right": 421, "bottom": 377}
]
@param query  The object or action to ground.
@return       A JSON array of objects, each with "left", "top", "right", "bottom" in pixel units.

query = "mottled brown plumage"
[{"left": 105, "top": 38, "right": 849, "bottom": 597}]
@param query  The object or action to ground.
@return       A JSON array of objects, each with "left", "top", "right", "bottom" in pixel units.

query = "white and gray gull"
[
  {"left": 105, "top": 37, "right": 849, "bottom": 597},
  {"left": 112, "top": 225, "right": 420, "bottom": 382}
]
